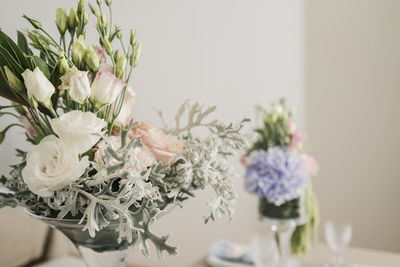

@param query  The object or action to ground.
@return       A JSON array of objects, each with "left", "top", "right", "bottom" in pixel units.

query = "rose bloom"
[
  {"left": 91, "top": 71, "right": 126, "bottom": 105},
  {"left": 21, "top": 135, "right": 89, "bottom": 197},
  {"left": 59, "top": 67, "right": 91, "bottom": 104},
  {"left": 300, "top": 154, "right": 319, "bottom": 176},
  {"left": 95, "top": 135, "right": 155, "bottom": 171},
  {"left": 289, "top": 131, "right": 306, "bottom": 152},
  {"left": 133, "top": 122, "right": 184, "bottom": 165},
  {"left": 21, "top": 67, "right": 55, "bottom": 106},
  {"left": 50, "top": 110, "right": 107, "bottom": 154}
]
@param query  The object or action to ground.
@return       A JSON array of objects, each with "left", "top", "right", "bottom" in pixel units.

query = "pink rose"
[
  {"left": 133, "top": 122, "right": 184, "bottom": 165},
  {"left": 91, "top": 71, "right": 127, "bottom": 105},
  {"left": 286, "top": 118, "right": 297, "bottom": 134},
  {"left": 300, "top": 154, "right": 319, "bottom": 176},
  {"left": 18, "top": 116, "right": 36, "bottom": 138},
  {"left": 99, "top": 63, "right": 114, "bottom": 73},
  {"left": 289, "top": 131, "right": 306, "bottom": 152}
]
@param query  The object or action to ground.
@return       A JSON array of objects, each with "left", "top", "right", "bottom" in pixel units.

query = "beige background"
[
  {"left": 306, "top": 0, "right": 400, "bottom": 253},
  {"left": 0, "top": 0, "right": 399, "bottom": 266}
]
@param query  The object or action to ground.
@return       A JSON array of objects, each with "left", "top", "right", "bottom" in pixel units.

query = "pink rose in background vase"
[
  {"left": 286, "top": 118, "right": 297, "bottom": 134},
  {"left": 133, "top": 122, "right": 184, "bottom": 165},
  {"left": 300, "top": 154, "right": 319, "bottom": 176},
  {"left": 289, "top": 131, "right": 306, "bottom": 152},
  {"left": 18, "top": 116, "right": 36, "bottom": 138}
]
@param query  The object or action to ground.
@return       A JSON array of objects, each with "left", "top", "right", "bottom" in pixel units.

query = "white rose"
[
  {"left": 115, "top": 85, "right": 136, "bottom": 125},
  {"left": 59, "top": 67, "right": 91, "bottom": 103},
  {"left": 21, "top": 135, "right": 89, "bottom": 197},
  {"left": 22, "top": 67, "right": 55, "bottom": 106},
  {"left": 50, "top": 110, "right": 107, "bottom": 154},
  {"left": 91, "top": 71, "right": 126, "bottom": 105}
]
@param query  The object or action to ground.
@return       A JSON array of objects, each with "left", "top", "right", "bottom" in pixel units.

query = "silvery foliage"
[{"left": 0, "top": 101, "right": 248, "bottom": 258}]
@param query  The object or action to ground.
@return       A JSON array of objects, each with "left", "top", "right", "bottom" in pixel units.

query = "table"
[{"left": 190, "top": 243, "right": 400, "bottom": 267}]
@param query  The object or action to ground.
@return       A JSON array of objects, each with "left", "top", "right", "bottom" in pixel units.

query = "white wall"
[
  {"left": 0, "top": 1, "right": 305, "bottom": 266},
  {"left": 306, "top": 0, "right": 400, "bottom": 253}
]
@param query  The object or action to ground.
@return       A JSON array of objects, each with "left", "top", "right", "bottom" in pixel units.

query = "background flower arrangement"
[
  {"left": 0, "top": 0, "right": 248, "bottom": 257},
  {"left": 242, "top": 99, "right": 319, "bottom": 255}
]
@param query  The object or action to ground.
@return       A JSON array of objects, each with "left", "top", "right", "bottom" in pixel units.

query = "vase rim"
[{"left": 24, "top": 208, "right": 86, "bottom": 224}]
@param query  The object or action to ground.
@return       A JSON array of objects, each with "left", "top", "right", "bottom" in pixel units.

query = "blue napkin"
[{"left": 209, "top": 240, "right": 254, "bottom": 265}]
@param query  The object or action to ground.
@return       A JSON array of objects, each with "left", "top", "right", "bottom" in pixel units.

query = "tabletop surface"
[
  {"left": 34, "top": 243, "right": 400, "bottom": 267},
  {"left": 189, "top": 243, "right": 400, "bottom": 267}
]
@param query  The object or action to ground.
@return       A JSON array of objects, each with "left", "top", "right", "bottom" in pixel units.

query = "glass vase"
[
  {"left": 25, "top": 209, "right": 137, "bottom": 267},
  {"left": 258, "top": 195, "right": 307, "bottom": 267}
]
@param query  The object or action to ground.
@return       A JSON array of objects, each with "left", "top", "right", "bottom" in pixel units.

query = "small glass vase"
[
  {"left": 258, "top": 196, "right": 307, "bottom": 267},
  {"left": 25, "top": 209, "right": 137, "bottom": 267}
]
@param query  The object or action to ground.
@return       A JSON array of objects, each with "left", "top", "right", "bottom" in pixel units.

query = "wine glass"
[{"left": 324, "top": 220, "right": 352, "bottom": 266}]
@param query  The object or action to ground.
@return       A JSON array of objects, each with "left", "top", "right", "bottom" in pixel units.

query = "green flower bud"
[
  {"left": 85, "top": 45, "right": 100, "bottom": 72},
  {"left": 130, "top": 29, "right": 136, "bottom": 45},
  {"left": 88, "top": 3, "right": 97, "bottom": 15},
  {"left": 113, "top": 50, "right": 119, "bottom": 63},
  {"left": 116, "top": 31, "right": 122, "bottom": 40},
  {"left": 68, "top": 8, "right": 79, "bottom": 31},
  {"left": 56, "top": 8, "right": 68, "bottom": 35},
  {"left": 27, "top": 30, "right": 50, "bottom": 51},
  {"left": 3, "top": 66, "right": 24, "bottom": 92},
  {"left": 23, "top": 15, "right": 42, "bottom": 30},
  {"left": 103, "top": 39, "right": 113, "bottom": 55},
  {"left": 133, "top": 43, "right": 141, "bottom": 67},
  {"left": 71, "top": 35, "right": 86, "bottom": 66},
  {"left": 96, "top": 0, "right": 101, "bottom": 6},
  {"left": 115, "top": 54, "right": 127, "bottom": 79},
  {"left": 77, "top": 0, "right": 85, "bottom": 16},
  {"left": 97, "top": 13, "right": 107, "bottom": 28},
  {"left": 83, "top": 12, "right": 89, "bottom": 25},
  {"left": 105, "top": 0, "right": 112, "bottom": 6},
  {"left": 58, "top": 52, "right": 69, "bottom": 75}
]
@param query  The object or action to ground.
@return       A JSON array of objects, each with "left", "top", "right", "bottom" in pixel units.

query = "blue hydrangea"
[{"left": 244, "top": 147, "right": 309, "bottom": 206}]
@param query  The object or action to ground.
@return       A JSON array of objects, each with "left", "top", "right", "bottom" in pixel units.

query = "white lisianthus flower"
[
  {"left": 115, "top": 85, "right": 136, "bottom": 125},
  {"left": 21, "top": 135, "right": 89, "bottom": 197},
  {"left": 50, "top": 110, "right": 107, "bottom": 154},
  {"left": 21, "top": 67, "right": 55, "bottom": 106},
  {"left": 59, "top": 67, "right": 91, "bottom": 103},
  {"left": 91, "top": 71, "right": 127, "bottom": 105}
]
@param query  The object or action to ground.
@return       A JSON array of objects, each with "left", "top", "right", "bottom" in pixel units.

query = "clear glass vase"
[
  {"left": 258, "top": 195, "right": 307, "bottom": 267},
  {"left": 25, "top": 209, "right": 137, "bottom": 267}
]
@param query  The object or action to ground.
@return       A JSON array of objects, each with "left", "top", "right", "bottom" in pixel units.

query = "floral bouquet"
[
  {"left": 0, "top": 0, "right": 248, "bottom": 263},
  {"left": 242, "top": 99, "right": 319, "bottom": 256}
]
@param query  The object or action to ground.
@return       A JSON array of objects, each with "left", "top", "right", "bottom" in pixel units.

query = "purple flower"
[{"left": 244, "top": 147, "right": 309, "bottom": 206}]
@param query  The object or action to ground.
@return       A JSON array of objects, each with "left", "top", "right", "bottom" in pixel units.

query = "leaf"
[
  {"left": 17, "top": 31, "right": 33, "bottom": 56},
  {"left": 0, "top": 45, "right": 24, "bottom": 75},
  {"left": 0, "top": 30, "right": 30, "bottom": 69},
  {"left": 31, "top": 55, "right": 50, "bottom": 79},
  {"left": 0, "top": 71, "right": 15, "bottom": 102}
]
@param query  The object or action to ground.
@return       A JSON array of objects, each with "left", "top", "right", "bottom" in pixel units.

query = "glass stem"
[{"left": 332, "top": 250, "right": 344, "bottom": 265}]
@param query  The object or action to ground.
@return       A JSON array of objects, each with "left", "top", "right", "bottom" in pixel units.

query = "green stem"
[{"left": 0, "top": 112, "right": 20, "bottom": 118}]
